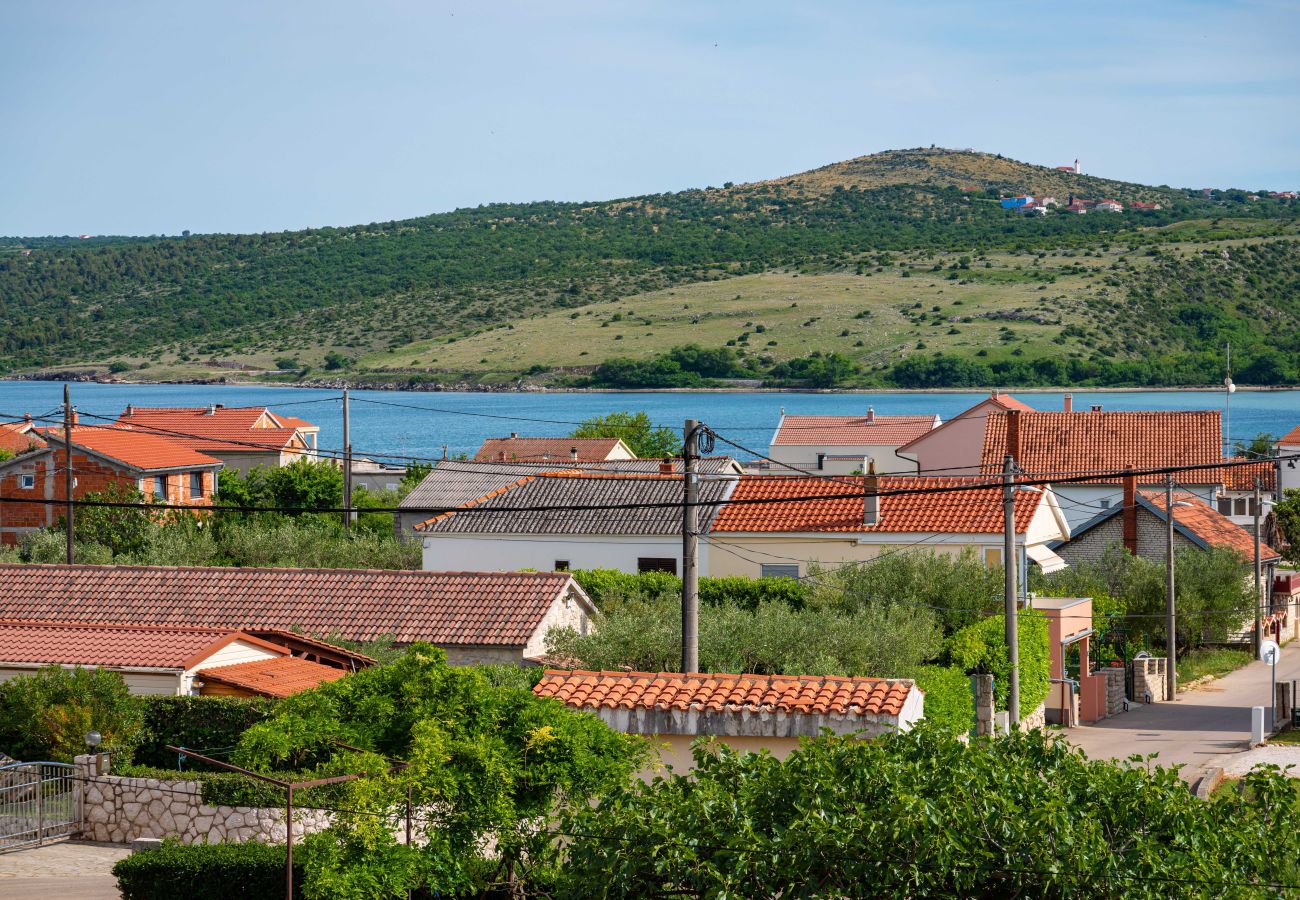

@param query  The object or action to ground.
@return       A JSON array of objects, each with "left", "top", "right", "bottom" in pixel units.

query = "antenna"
[{"left": 1224, "top": 342, "right": 1235, "bottom": 457}]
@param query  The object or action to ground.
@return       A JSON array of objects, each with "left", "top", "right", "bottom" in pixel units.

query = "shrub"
[
  {"left": 0, "top": 665, "right": 144, "bottom": 762},
  {"left": 132, "top": 696, "right": 277, "bottom": 769},
  {"left": 913, "top": 665, "right": 973, "bottom": 736},
  {"left": 571, "top": 569, "right": 809, "bottom": 611},
  {"left": 113, "top": 840, "right": 301, "bottom": 900},
  {"left": 944, "top": 611, "right": 1050, "bottom": 720}
]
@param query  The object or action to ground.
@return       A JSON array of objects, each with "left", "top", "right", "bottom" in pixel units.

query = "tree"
[
  {"left": 218, "top": 459, "right": 343, "bottom": 515},
  {"left": 1233, "top": 431, "right": 1277, "bottom": 458},
  {"left": 0, "top": 665, "right": 144, "bottom": 762},
  {"left": 72, "top": 482, "right": 156, "bottom": 555},
  {"left": 1273, "top": 488, "right": 1300, "bottom": 565},
  {"left": 570, "top": 410, "right": 680, "bottom": 459}
]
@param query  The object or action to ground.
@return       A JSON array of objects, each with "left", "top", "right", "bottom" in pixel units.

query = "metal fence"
[{"left": 0, "top": 761, "right": 79, "bottom": 853}]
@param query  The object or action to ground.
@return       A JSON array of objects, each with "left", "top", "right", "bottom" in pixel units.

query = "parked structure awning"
[{"left": 1026, "top": 543, "right": 1068, "bottom": 574}]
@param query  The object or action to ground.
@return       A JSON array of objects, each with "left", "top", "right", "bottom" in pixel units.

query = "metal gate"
[{"left": 0, "top": 762, "right": 79, "bottom": 852}]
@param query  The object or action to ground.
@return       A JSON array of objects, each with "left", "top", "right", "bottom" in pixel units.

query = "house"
[
  {"left": 395, "top": 457, "right": 742, "bottom": 538},
  {"left": 350, "top": 458, "right": 409, "bottom": 493},
  {"left": 0, "top": 417, "right": 45, "bottom": 457},
  {"left": 1130, "top": 200, "right": 1162, "bottom": 210},
  {"left": 113, "top": 405, "right": 317, "bottom": 475},
  {"left": 473, "top": 435, "right": 635, "bottom": 463},
  {"left": 415, "top": 468, "right": 736, "bottom": 575},
  {"left": 1215, "top": 458, "right": 1276, "bottom": 528},
  {"left": 535, "top": 670, "right": 923, "bottom": 774},
  {"left": 1093, "top": 200, "right": 1124, "bottom": 212},
  {"left": 0, "top": 621, "right": 370, "bottom": 697},
  {"left": 767, "top": 408, "right": 940, "bottom": 475},
  {"left": 0, "top": 421, "right": 51, "bottom": 546},
  {"left": 1018, "top": 204, "right": 1049, "bottom": 216},
  {"left": 1064, "top": 203, "right": 1088, "bottom": 214},
  {"left": 706, "top": 473, "right": 1070, "bottom": 581},
  {"left": 981, "top": 408, "right": 1226, "bottom": 531},
  {"left": 895, "top": 391, "right": 1033, "bottom": 477},
  {"left": 0, "top": 565, "right": 594, "bottom": 666},
  {"left": 1279, "top": 424, "right": 1300, "bottom": 497}
]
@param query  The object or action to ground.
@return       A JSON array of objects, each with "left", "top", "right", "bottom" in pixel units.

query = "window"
[
  {"left": 1218, "top": 498, "right": 1234, "bottom": 516},
  {"left": 760, "top": 564, "right": 800, "bottom": 580},
  {"left": 1234, "top": 498, "right": 1247, "bottom": 516},
  {"left": 19, "top": 474, "right": 34, "bottom": 490},
  {"left": 554, "top": 560, "right": 570, "bottom": 572},
  {"left": 1248, "top": 499, "right": 1260, "bottom": 517},
  {"left": 154, "top": 475, "right": 167, "bottom": 500},
  {"left": 1099, "top": 499, "right": 1111, "bottom": 509},
  {"left": 637, "top": 557, "right": 677, "bottom": 575},
  {"left": 190, "top": 472, "right": 203, "bottom": 498},
  {"left": 983, "top": 547, "right": 1002, "bottom": 568}
]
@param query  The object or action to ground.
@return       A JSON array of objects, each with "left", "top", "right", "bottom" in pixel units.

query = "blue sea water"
[{"left": 1, "top": 382, "right": 1296, "bottom": 464}]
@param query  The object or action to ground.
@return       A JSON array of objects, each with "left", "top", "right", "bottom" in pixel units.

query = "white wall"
[
  {"left": 767, "top": 443, "right": 919, "bottom": 475},
  {"left": 1280, "top": 444, "right": 1300, "bottom": 496},
  {"left": 422, "top": 534, "right": 707, "bottom": 576},
  {"left": 1052, "top": 483, "right": 1217, "bottom": 532},
  {"left": 0, "top": 666, "right": 180, "bottom": 695}
]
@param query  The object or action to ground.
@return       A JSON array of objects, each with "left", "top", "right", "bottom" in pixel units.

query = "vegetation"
[
  {"left": 131, "top": 695, "right": 277, "bottom": 769},
  {"left": 567, "top": 410, "right": 680, "bottom": 458},
  {"left": 556, "top": 726, "right": 1300, "bottom": 898},
  {"left": 4, "top": 148, "right": 1297, "bottom": 387},
  {"left": 571, "top": 567, "right": 809, "bottom": 610},
  {"left": 0, "top": 664, "right": 145, "bottom": 762},
  {"left": 1177, "top": 648, "right": 1253, "bottom": 686},
  {"left": 1274, "top": 488, "right": 1300, "bottom": 565},
  {"left": 114, "top": 840, "right": 302, "bottom": 900}
]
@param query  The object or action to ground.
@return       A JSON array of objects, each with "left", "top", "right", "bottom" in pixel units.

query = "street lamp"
[{"left": 84, "top": 730, "right": 101, "bottom": 751}]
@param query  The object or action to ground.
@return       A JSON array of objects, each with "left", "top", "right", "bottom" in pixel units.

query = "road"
[
  {"left": 0, "top": 840, "right": 127, "bottom": 900},
  {"left": 1064, "top": 649, "right": 1300, "bottom": 780}
]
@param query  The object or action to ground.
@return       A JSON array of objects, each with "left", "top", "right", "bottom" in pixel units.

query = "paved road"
[
  {"left": 0, "top": 840, "right": 127, "bottom": 900},
  {"left": 1065, "top": 650, "right": 1300, "bottom": 780}
]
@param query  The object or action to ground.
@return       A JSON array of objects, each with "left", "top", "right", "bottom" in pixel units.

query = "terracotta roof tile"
[
  {"left": 0, "top": 422, "right": 46, "bottom": 455},
  {"left": 1221, "top": 458, "right": 1277, "bottom": 492},
  {"left": 114, "top": 407, "right": 307, "bottom": 454},
  {"left": 982, "top": 410, "right": 1223, "bottom": 483},
  {"left": 474, "top": 437, "right": 627, "bottom": 462},
  {"left": 772, "top": 414, "right": 938, "bottom": 446},
  {"left": 712, "top": 475, "right": 1043, "bottom": 534},
  {"left": 198, "top": 655, "right": 350, "bottom": 698},
  {"left": 47, "top": 427, "right": 222, "bottom": 472},
  {"left": 535, "top": 670, "right": 916, "bottom": 719},
  {"left": 0, "top": 620, "right": 258, "bottom": 669},
  {"left": 0, "top": 565, "right": 581, "bottom": 647},
  {"left": 1138, "top": 490, "right": 1282, "bottom": 562},
  {"left": 1280, "top": 425, "right": 1300, "bottom": 446}
]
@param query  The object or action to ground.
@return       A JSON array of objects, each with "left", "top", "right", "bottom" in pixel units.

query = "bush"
[
  {"left": 133, "top": 696, "right": 277, "bottom": 769},
  {"left": 913, "top": 665, "right": 973, "bottom": 736},
  {"left": 114, "top": 840, "right": 301, "bottom": 900},
  {"left": 0, "top": 665, "right": 144, "bottom": 762},
  {"left": 571, "top": 569, "right": 810, "bottom": 611},
  {"left": 944, "top": 612, "right": 1050, "bottom": 720}
]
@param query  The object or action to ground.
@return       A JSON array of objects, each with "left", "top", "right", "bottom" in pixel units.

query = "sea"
[{"left": 1, "top": 382, "right": 1297, "bottom": 465}]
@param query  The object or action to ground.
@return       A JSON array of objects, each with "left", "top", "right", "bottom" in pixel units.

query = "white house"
[
  {"left": 895, "top": 391, "right": 1033, "bottom": 477},
  {"left": 1279, "top": 424, "right": 1300, "bottom": 497},
  {"left": 766, "top": 407, "right": 940, "bottom": 475}
]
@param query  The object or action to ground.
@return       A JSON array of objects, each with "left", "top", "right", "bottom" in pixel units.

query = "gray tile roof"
[
  {"left": 399, "top": 458, "right": 741, "bottom": 513},
  {"left": 413, "top": 471, "right": 736, "bottom": 536}
]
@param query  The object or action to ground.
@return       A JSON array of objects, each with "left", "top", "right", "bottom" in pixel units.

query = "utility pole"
[
  {"left": 1165, "top": 475, "right": 1177, "bottom": 700},
  {"left": 1254, "top": 477, "right": 1263, "bottom": 656},
  {"left": 63, "top": 385, "right": 74, "bottom": 565},
  {"left": 1002, "top": 454, "right": 1020, "bottom": 726},
  {"left": 342, "top": 388, "right": 352, "bottom": 531},
  {"left": 681, "top": 419, "right": 699, "bottom": 674}
]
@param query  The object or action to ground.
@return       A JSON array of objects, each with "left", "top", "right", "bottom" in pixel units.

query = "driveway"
[
  {"left": 1064, "top": 650, "right": 1300, "bottom": 781},
  {"left": 0, "top": 840, "right": 127, "bottom": 900}
]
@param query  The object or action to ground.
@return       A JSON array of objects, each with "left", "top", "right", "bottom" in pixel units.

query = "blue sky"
[{"left": 3, "top": 1, "right": 1297, "bottom": 235}]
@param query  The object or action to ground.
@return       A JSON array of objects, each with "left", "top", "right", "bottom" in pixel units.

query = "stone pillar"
[{"left": 971, "top": 674, "right": 995, "bottom": 737}]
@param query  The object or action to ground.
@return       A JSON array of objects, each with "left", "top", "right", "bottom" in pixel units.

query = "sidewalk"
[
  {"left": 1063, "top": 650, "right": 1299, "bottom": 781},
  {"left": 0, "top": 840, "right": 127, "bottom": 900}
]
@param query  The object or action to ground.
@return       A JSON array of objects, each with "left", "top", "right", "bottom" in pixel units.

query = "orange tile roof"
[
  {"left": 711, "top": 475, "right": 1043, "bottom": 534},
  {"left": 474, "top": 437, "right": 627, "bottom": 462},
  {"left": 0, "top": 621, "right": 271, "bottom": 669},
  {"left": 198, "top": 655, "right": 350, "bottom": 698},
  {"left": 50, "top": 427, "right": 222, "bottom": 472},
  {"left": 1280, "top": 424, "right": 1300, "bottom": 446},
  {"left": 772, "top": 414, "right": 938, "bottom": 446},
  {"left": 982, "top": 410, "right": 1223, "bottom": 483},
  {"left": 273, "top": 415, "right": 318, "bottom": 431},
  {"left": 896, "top": 394, "right": 1033, "bottom": 452},
  {"left": 535, "top": 670, "right": 915, "bottom": 718},
  {"left": 0, "top": 421, "right": 46, "bottom": 455},
  {"left": 0, "top": 565, "right": 581, "bottom": 647},
  {"left": 114, "top": 406, "right": 305, "bottom": 454},
  {"left": 1221, "top": 458, "right": 1277, "bottom": 492},
  {"left": 1138, "top": 490, "right": 1282, "bottom": 562}
]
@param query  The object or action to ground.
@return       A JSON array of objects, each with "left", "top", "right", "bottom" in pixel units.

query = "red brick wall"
[{"left": 0, "top": 451, "right": 55, "bottom": 545}]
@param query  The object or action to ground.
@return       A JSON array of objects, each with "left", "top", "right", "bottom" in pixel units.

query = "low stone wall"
[
  {"left": 73, "top": 755, "right": 333, "bottom": 845},
  {"left": 1133, "top": 658, "right": 1168, "bottom": 704},
  {"left": 1020, "top": 701, "right": 1047, "bottom": 732},
  {"left": 1099, "top": 667, "right": 1127, "bottom": 717}
]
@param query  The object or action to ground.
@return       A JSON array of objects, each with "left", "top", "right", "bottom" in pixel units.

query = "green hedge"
[
  {"left": 114, "top": 841, "right": 301, "bottom": 900},
  {"left": 945, "top": 610, "right": 1050, "bottom": 721},
  {"left": 111, "top": 764, "right": 344, "bottom": 809},
  {"left": 572, "top": 568, "right": 808, "bottom": 610},
  {"left": 133, "top": 696, "right": 277, "bottom": 769},
  {"left": 913, "top": 665, "right": 974, "bottom": 736}
]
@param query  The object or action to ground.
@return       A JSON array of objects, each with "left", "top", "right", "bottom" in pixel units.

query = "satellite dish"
[
  {"left": 1225, "top": 377, "right": 1237, "bottom": 394},
  {"left": 1260, "top": 639, "right": 1280, "bottom": 664}
]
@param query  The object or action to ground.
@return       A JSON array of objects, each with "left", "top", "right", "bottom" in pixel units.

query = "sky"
[{"left": 3, "top": 1, "right": 1298, "bottom": 236}]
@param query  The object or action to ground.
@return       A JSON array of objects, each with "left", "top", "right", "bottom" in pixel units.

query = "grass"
[
  {"left": 1266, "top": 728, "right": 1300, "bottom": 745},
  {"left": 1176, "top": 648, "right": 1252, "bottom": 688}
]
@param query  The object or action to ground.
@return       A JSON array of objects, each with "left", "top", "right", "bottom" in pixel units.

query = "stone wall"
[
  {"left": 1133, "top": 657, "right": 1168, "bottom": 704},
  {"left": 1099, "top": 667, "right": 1127, "bottom": 717},
  {"left": 74, "top": 755, "right": 332, "bottom": 845},
  {"left": 1020, "top": 701, "right": 1047, "bottom": 732}
]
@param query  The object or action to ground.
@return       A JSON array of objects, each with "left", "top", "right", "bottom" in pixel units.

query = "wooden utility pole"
[
  {"left": 1254, "top": 477, "right": 1264, "bottom": 656},
  {"left": 342, "top": 388, "right": 352, "bottom": 531},
  {"left": 1165, "top": 475, "right": 1177, "bottom": 700},
  {"left": 681, "top": 419, "right": 699, "bottom": 674},
  {"left": 1002, "top": 454, "right": 1019, "bottom": 726},
  {"left": 63, "top": 385, "right": 74, "bottom": 565}
]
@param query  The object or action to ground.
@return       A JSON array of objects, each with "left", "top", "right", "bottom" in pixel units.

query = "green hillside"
[{"left": 2, "top": 148, "right": 1297, "bottom": 388}]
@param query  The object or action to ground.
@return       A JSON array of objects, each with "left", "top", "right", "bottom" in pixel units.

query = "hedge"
[
  {"left": 912, "top": 665, "right": 974, "bottom": 736},
  {"left": 572, "top": 568, "right": 808, "bottom": 610},
  {"left": 945, "top": 610, "right": 1050, "bottom": 721},
  {"left": 113, "top": 841, "right": 301, "bottom": 900},
  {"left": 133, "top": 696, "right": 277, "bottom": 769}
]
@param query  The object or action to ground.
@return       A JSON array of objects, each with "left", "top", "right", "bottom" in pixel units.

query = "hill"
[{"left": 1, "top": 148, "right": 1297, "bottom": 388}]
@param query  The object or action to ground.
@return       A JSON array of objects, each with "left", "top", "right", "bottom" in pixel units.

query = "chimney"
[
  {"left": 498, "top": 451, "right": 507, "bottom": 462},
  {"left": 570, "top": 446, "right": 579, "bottom": 462},
  {"left": 1063, "top": 394, "right": 1072, "bottom": 413},
  {"left": 69, "top": 410, "right": 79, "bottom": 426},
  {"left": 205, "top": 404, "right": 217, "bottom": 416},
  {"left": 23, "top": 413, "right": 32, "bottom": 423},
  {"left": 863, "top": 459, "right": 879, "bottom": 527},
  {"left": 510, "top": 432, "right": 518, "bottom": 439},
  {"left": 659, "top": 459, "right": 674, "bottom": 475},
  {"left": 866, "top": 406, "right": 875, "bottom": 423},
  {"left": 1090, "top": 404, "right": 1103, "bottom": 413},
  {"left": 124, "top": 404, "right": 133, "bottom": 417},
  {"left": 1122, "top": 470, "right": 1137, "bottom": 554},
  {"left": 990, "top": 389, "right": 999, "bottom": 399},
  {"left": 1005, "top": 409, "right": 1021, "bottom": 464}
]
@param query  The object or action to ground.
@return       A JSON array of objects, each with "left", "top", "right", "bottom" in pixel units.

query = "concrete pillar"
[{"left": 1252, "top": 706, "right": 1265, "bottom": 746}]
